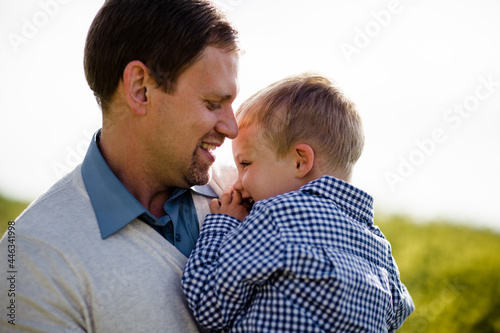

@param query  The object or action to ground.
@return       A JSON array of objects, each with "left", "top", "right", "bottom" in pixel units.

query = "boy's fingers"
[
  {"left": 231, "top": 190, "right": 242, "bottom": 205},
  {"left": 220, "top": 188, "right": 234, "bottom": 205},
  {"left": 209, "top": 198, "right": 221, "bottom": 212}
]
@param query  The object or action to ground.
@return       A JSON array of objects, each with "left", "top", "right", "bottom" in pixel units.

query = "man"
[{"left": 0, "top": 0, "right": 239, "bottom": 331}]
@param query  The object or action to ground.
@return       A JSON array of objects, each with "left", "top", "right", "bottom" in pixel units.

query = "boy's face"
[{"left": 232, "top": 125, "right": 303, "bottom": 202}]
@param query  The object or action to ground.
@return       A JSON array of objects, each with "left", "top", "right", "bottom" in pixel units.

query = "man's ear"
[
  {"left": 293, "top": 143, "right": 315, "bottom": 178},
  {"left": 122, "top": 60, "right": 151, "bottom": 116}
]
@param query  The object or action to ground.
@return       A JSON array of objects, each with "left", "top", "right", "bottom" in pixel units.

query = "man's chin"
[{"left": 185, "top": 166, "right": 211, "bottom": 187}]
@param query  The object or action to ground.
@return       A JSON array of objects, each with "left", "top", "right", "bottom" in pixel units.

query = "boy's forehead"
[{"left": 232, "top": 125, "right": 263, "bottom": 154}]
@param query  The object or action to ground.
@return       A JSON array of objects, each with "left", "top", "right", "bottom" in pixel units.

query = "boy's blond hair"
[{"left": 236, "top": 73, "right": 364, "bottom": 181}]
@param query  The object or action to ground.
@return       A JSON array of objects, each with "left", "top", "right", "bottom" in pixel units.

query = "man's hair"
[
  {"left": 236, "top": 73, "right": 364, "bottom": 180},
  {"left": 84, "top": 0, "right": 239, "bottom": 111}
]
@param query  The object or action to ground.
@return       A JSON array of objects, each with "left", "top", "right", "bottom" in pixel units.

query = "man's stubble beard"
[{"left": 184, "top": 149, "right": 212, "bottom": 187}]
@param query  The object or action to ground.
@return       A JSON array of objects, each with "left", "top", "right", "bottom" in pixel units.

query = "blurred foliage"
[
  {"left": 0, "top": 193, "right": 29, "bottom": 236},
  {"left": 377, "top": 214, "right": 500, "bottom": 333},
  {"left": 1, "top": 196, "right": 499, "bottom": 332}
]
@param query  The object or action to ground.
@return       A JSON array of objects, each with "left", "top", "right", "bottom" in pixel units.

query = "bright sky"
[{"left": 1, "top": 0, "right": 499, "bottom": 231}]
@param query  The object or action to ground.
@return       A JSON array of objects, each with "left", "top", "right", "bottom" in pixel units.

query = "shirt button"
[{"left": 175, "top": 233, "right": 182, "bottom": 242}]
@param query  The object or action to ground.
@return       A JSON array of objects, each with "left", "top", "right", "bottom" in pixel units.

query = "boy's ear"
[
  {"left": 122, "top": 60, "right": 151, "bottom": 116},
  {"left": 293, "top": 143, "right": 315, "bottom": 178}
]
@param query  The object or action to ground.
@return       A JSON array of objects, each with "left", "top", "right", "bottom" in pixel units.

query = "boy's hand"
[{"left": 210, "top": 188, "right": 251, "bottom": 221}]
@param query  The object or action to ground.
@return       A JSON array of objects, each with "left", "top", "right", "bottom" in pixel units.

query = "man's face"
[{"left": 145, "top": 46, "right": 239, "bottom": 188}]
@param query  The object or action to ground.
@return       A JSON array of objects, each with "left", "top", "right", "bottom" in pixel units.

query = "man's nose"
[{"left": 215, "top": 106, "right": 238, "bottom": 139}]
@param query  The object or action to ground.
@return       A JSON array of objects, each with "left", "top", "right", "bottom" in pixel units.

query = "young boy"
[{"left": 182, "top": 73, "right": 414, "bottom": 332}]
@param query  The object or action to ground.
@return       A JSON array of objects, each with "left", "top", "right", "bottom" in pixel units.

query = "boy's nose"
[{"left": 233, "top": 179, "right": 243, "bottom": 192}]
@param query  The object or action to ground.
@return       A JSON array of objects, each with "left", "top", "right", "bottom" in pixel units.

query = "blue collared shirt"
[
  {"left": 81, "top": 130, "right": 217, "bottom": 257},
  {"left": 183, "top": 175, "right": 414, "bottom": 332}
]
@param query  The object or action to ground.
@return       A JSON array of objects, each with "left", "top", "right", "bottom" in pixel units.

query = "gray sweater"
[{"left": 0, "top": 165, "right": 221, "bottom": 332}]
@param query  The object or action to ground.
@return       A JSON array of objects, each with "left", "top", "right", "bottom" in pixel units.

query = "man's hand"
[{"left": 210, "top": 188, "right": 251, "bottom": 221}]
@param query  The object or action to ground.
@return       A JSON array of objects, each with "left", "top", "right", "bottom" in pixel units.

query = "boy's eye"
[{"left": 240, "top": 161, "right": 250, "bottom": 168}]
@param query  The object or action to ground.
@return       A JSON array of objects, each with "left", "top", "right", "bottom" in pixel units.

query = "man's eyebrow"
[
  {"left": 220, "top": 94, "right": 234, "bottom": 100},
  {"left": 205, "top": 93, "right": 235, "bottom": 101}
]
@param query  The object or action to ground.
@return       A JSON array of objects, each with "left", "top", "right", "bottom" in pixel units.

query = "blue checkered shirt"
[{"left": 182, "top": 176, "right": 414, "bottom": 332}]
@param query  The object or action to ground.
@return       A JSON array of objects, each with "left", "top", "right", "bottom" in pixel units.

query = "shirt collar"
[
  {"left": 82, "top": 130, "right": 218, "bottom": 239},
  {"left": 300, "top": 175, "right": 374, "bottom": 225},
  {"left": 191, "top": 185, "right": 218, "bottom": 198},
  {"left": 82, "top": 130, "right": 150, "bottom": 239}
]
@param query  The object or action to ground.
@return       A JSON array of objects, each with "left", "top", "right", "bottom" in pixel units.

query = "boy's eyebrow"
[{"left": 233, "top": 150, "right": 248, "bottom": 162}]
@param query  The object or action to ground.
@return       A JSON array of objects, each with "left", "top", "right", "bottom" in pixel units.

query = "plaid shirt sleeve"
[{"left": 182, "top": 205, "right": 285, "bottom": 331}]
